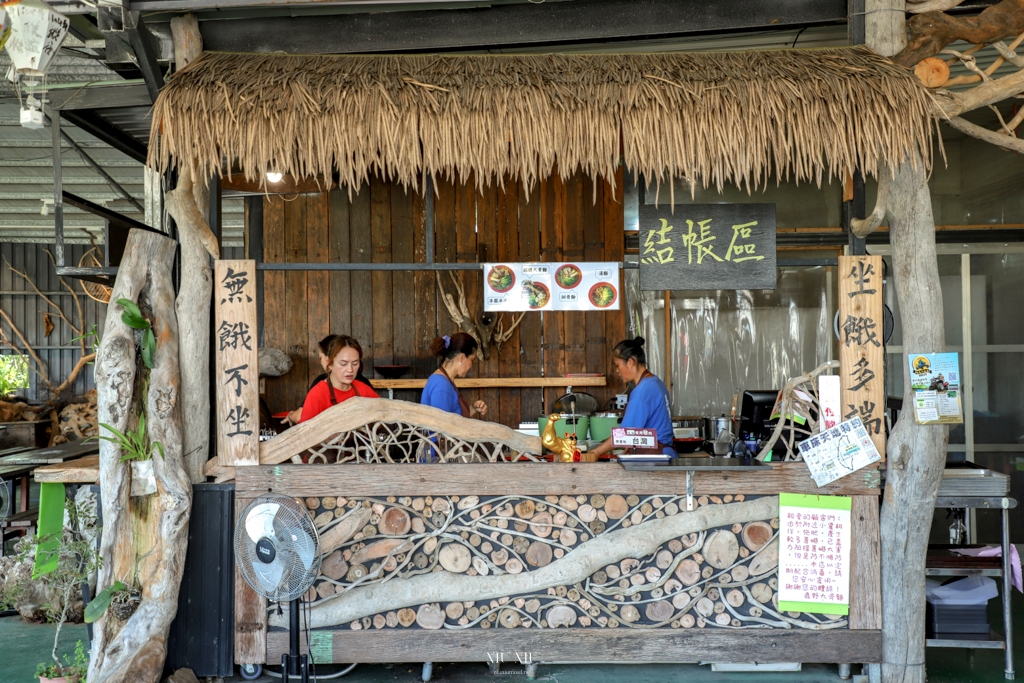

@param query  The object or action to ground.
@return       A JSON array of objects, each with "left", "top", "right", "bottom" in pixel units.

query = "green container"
[
  {"left": 588, "top": 415, "right": 621, "bottom": 442},
  {"left": 537, "top": 415, "right": 590, "bottom": 440}
]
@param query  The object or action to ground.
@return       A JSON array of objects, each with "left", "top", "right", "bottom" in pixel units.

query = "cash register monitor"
[{"left": 739, "top": 390, "right": 778, "bottom": 440}]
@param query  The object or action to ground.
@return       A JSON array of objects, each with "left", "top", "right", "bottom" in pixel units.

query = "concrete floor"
[{"left": 1, "top": 592, "right": 1021, "bottom": 683}]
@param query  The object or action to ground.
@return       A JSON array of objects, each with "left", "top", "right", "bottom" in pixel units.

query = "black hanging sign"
[{"left": 638, "top": 203, "right": 777, "bottom": 291}]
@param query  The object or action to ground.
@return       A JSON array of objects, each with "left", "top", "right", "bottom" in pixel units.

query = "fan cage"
[{"left": 234, "top": 493, "right": 322, "bottom": 603}]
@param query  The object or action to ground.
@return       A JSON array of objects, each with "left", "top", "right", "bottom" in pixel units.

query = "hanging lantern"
[
  {"left": 4, "top": 0, "right": 69, "bottom": 78},
  {"left": 0, "top": 9, "right": 12, "bottom": 54}
]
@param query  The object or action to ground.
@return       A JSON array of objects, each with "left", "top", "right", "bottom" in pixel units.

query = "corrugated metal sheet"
[{"left": 0, "top": 243, "right": 245, "bottom": 401}]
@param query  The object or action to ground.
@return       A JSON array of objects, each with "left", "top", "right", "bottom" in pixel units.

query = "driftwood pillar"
[
  {"left": 168, "top": 13, "right": 217, "bottom": 485},
  {"left": 863, "top": 3, "right": 950, "bottom": 682},
  {"left": 89, "top": 230, "right": 192, "bottom": 683}
]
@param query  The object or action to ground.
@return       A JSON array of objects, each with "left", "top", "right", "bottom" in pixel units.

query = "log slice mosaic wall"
[{"left": 269, "top": 492, "right": 846, "bottom": 633}]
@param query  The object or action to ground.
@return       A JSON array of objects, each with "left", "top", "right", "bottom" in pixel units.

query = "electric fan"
[{"left": 235, "top": 494, "right": 322, "bottom": 683}]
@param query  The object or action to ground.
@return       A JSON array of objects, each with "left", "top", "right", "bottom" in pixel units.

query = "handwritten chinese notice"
[
  {"left": 778, "top": 493, "right": 852, "bottom": 616},
  {"left": 483, "top": 262, "right": 620, "bottom": 312},
  {"left": 838, "top": 255, "right": 885, "bottom": 459},
  {"left": 797, "top": 416, "right": 882, "bottom": 487},
  {"left": 637, "top": 203, "right": 776, "bottom": 291},
  {"left": 215, "top": 260, "right": 259, "bottom": 466}
]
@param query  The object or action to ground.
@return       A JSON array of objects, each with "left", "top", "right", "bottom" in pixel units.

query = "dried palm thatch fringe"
[{"left": 148, "top": 48, "right": 934, "bottom": 195}]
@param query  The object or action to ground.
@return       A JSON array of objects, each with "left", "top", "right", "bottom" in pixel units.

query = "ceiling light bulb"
[{"left": 266, "top": 172, "right": 283, "bottom": 183}]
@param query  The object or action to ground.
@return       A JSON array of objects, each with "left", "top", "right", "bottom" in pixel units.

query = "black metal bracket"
[{"left": 99, "top": 7, "right": 164, "bottom": 103}]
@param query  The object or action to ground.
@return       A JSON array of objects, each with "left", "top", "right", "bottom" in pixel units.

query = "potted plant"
[
  {"left": 94, "top": 414, "right": 164, "bottom": 496},
  {"left": 36, "top": 640, "right": 89, "bottom": 683},
  {"left": 92, "top": 297, "right": 164, "bottom": 496},
  {"left": 0, "top": 500, "right": 100, "bottom": 682}
]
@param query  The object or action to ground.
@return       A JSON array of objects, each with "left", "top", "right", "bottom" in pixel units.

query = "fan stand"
[{"left": 283, "top": 597, "right": 310, "bottom": 683}]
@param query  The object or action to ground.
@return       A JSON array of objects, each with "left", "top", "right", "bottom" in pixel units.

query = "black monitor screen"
[{"left": 740, "top": 390, "right": 778, "bottom": 439}]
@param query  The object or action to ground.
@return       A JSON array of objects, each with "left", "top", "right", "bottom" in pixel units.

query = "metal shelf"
[
  {"left": 926, "top": 568, "right": 1002, "bottom": 577},
  {"left": 927, "top": 633, "right": 1007, "bottom": 650}
]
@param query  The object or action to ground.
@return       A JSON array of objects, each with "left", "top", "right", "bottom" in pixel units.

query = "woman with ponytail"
[
  {"left": 588, "top": 336, "right": 675, "bottom": 458},
  {"left": 421, "top": 332, "right": 488, "bottom": 418}
]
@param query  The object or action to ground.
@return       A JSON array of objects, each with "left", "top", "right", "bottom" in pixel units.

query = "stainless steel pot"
[{"left": 703, "top": 416, "right": 735, "bottom": 442}]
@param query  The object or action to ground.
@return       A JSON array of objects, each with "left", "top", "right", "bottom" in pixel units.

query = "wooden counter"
[{"left": 234, "top": 461, "right": 881, "bottom": 668}]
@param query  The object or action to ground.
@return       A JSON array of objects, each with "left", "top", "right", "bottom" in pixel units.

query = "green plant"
[
  {"left": 0, "top": 353, "right": 29, "bottom": 396},
  {"left": 116, "top": 298, "right": 156, "bottom": 369},
  {"left": 35, "top": 639, "right": 89, "bottom": 682},
  {"left": 94, "top": 413, "right": 165, "bottom": 463},
  {"left": 84, "top": 580, "right": 124, "bottom": 623},
  {"left": 68, "top": 324, "right": 100, "bottom": 359},
  {"left": 7, "top": 500, "right": 101, "bottom": 674}
]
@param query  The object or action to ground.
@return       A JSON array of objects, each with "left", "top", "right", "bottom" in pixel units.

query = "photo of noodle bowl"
[
  {"left": 588, "top": 282, "right": 617, "bottom": 308},
  {"left": 555, "top": 263, "right": 582, "bottom": 289},
  {"left": 487, "top": 265, "right": 516, "bottom": 293},
  {"left": 523, "top": 280, "right": 550, "bottom": 309}
]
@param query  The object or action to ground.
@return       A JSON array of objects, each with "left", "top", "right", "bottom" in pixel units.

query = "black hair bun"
[{"left": 634, "top": 336, "right": 646, "bottom": 347}]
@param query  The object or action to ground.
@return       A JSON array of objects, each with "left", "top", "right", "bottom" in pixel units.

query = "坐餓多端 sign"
[{"left": 638, "top": 203, "right": 776, "bottom": 291}]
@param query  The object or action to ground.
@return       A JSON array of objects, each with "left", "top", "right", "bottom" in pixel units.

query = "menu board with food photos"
[{"left": 483, "top": 262, "right": 621, "bottom": 312}]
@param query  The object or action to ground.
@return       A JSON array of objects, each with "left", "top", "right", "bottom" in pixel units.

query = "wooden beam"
[
  {"left": 850, "top": 495, "right": 883, "bottom": 630},
  {"left": 235, "top": 462, "right": 880, "bottom": 499},
  {"left": 198, "top": 0, "right": 847, "bottom": 54},
  {"left": 234, "top": 495, "right": 267, "bottom": 666},
  {"left": 371, "top": 376, "right": 606, "bottom": 390},
  {"left": 33, "top": 454, "right": 99, "bottom": 484},
  {"left": 267, "top": 628, "right": 882, "bottom": 664}
]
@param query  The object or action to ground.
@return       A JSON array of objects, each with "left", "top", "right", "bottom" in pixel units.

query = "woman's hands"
[
  {"left": 471, "top": 400, "right": 488, "bottom": 418},
  {"left": 281, "top": 407, "right": 302, "bottom": 426}
]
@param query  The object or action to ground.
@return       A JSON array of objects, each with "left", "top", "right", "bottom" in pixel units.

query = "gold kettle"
[{"left": 541, "top": 413, "right": 595, "bottom": 463}]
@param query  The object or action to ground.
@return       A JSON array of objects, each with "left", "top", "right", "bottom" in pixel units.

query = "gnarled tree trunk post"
[
  {"left": 865, "top": 3, "right": 951, "bottom": 682},
  {"left": 876, "top": 160, "right": 949, "bottom": 683},
  {"left": 168, "top": 13, "right": 217, "bottom": 485},
  {"left": 89, "top": 229, "right": 192, "bottom": 683}
]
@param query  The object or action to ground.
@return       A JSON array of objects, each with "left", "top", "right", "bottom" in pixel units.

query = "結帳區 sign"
[{"left": 638, "top": 203, "right": 776, "bottom": 291}]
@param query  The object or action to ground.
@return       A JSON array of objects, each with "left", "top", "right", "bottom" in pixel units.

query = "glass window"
[
  {"left": 972, "top": 352, "right": 1024, "bottom": 445},
  {"left": 971, "top": 254, "right": 1024, "bottom": 346}
]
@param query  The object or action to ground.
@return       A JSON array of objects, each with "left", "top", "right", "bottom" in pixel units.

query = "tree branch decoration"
[
  {"left": 205, "top": 398, "right": 542, "bottom": 482},
  {"left": 0, "top": 252, "right": 96, "bottom": 401},
  {"left": 755, "top": 360, "right": 839, "bottom": 462},
  {"left": 272, "top": 493, "right": 844, "bottom": 633},
  {"left": 895, "top": 1, "right": 1024, "bottom": 158}
]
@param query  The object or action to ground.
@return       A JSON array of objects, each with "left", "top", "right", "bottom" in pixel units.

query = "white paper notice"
[
  {"left": 818, "top": 375, "right": 841, "bottom": 431},
  {"left": 797, "top": 416, "right": 882, "bottom": 487},
  {"left": 484, "top": 262, "right": 620, "bottom": 312},
  {"left": 777, "top": 493, "right": 851, "bottom": 615}
]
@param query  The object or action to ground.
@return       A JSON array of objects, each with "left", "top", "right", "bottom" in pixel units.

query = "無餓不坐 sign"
[{"left": 638, "top": 203, "right": 776, "bottom": 291}]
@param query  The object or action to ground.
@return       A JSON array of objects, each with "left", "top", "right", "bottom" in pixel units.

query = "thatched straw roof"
[{"left": 149, "top": 48, "right": 933, "bottom": 192}]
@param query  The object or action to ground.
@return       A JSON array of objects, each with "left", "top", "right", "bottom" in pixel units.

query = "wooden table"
[
  {"left": 0, "top": 440, "right": 98, "bottom": 466},
  {"left": 34, "top": 454, "right": 99, "bottom": 484},
  {"left": 372, "top": 375, "right": 606, "bottom": 399}
]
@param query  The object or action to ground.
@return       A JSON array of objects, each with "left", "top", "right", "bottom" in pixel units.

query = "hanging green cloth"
[{"left": 32, "top": 482, "right": 66, "bottom": 579}]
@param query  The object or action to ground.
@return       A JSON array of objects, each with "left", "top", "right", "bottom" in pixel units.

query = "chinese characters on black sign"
[
  {"left": 638, "top": 203, "right": 777, "bottom": 291},
  {"left": 838, "top": 255, "right": 885, "bottom": 458},
  {"left": 215, "top": 260, "right": 259, "bottom": 466}
]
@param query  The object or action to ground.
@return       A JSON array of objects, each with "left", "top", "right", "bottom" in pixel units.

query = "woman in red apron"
[{"left": 298, "top": 335, "right": 377, "bottom": 423}]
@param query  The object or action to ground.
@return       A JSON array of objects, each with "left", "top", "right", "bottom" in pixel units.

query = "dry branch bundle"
[{"left": 149, "top": 48, "right": 934, "bottom": 194}]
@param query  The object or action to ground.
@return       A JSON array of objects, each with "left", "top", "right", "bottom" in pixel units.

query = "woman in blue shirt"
[
  {"left": 421, "top": 332, "right": 488, "bottom": 418},
  {"left": 589, "top": 337, "right": 675, "bottom": 458}
]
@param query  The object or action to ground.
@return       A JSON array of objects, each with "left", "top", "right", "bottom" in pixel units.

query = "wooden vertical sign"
[
  {"left": 215, "top": 260, "right": 259, "bottom": 466},
  {"left": 839, "top": 255, "right": 885, "bottom": 459}
]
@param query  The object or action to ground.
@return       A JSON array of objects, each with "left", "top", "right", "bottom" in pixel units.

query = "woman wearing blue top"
[
  {"left": 421, "top": 332, "right": 488, "bottom": 419},
  {"left": 589, "top": 337, "right": 675, "bottom": 458}
]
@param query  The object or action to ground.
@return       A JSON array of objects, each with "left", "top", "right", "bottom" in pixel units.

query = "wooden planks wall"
[{"left": 260, "top": 170, "right": 626, "bottom": 429}]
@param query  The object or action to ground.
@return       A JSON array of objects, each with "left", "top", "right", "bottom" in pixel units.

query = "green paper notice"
[
  {"left": 309, "top": 630, "right": 333, "bottom": 664},
  {"left": 777, "top": 493, "right": 851, "bottom": 616}
]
